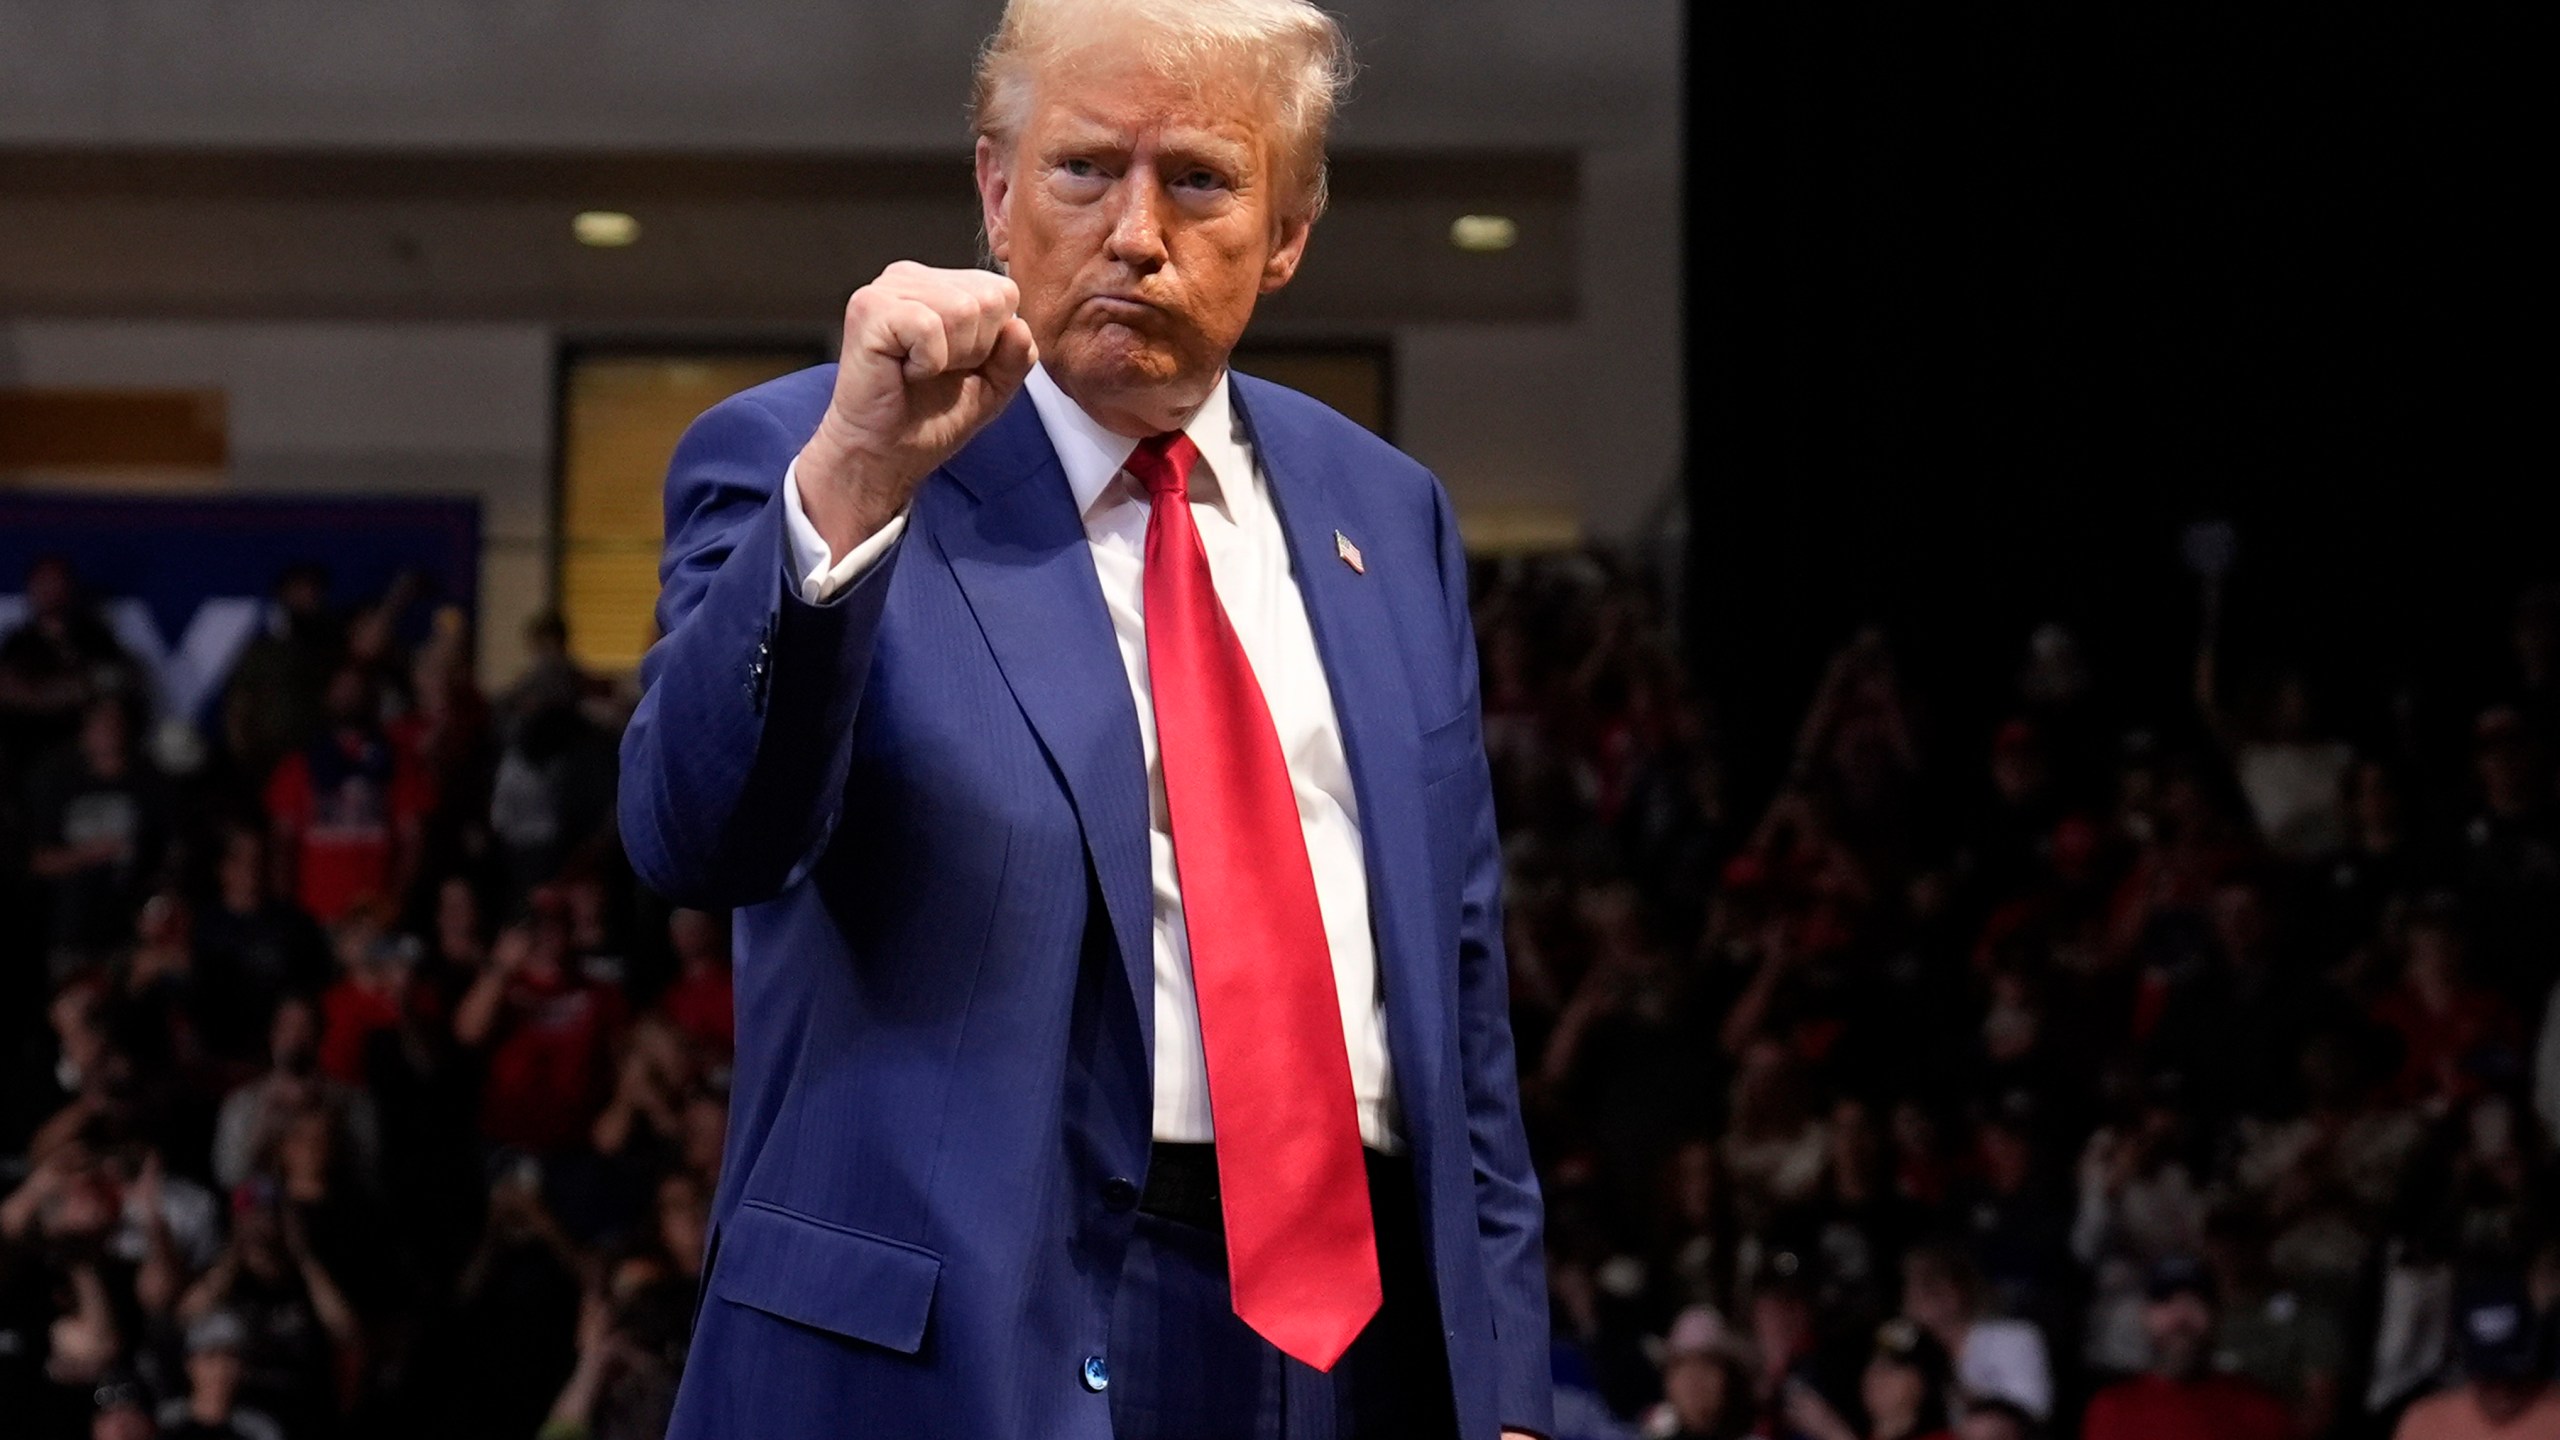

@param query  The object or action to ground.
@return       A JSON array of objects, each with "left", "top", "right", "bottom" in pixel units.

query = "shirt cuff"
[{"left": 782, "top": 455, "right": 908, "bottom": 603}]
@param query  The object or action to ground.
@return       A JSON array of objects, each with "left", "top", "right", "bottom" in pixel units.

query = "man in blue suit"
[{"left": 620, "top": 2, "right": 1550, "bottom": 1435}]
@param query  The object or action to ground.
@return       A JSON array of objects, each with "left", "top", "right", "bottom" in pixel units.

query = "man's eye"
[
  {"left": 1061, "top": 158, "right": 1101, "bottom": 178},
  {"left": 1174, "top": 169, "right": 1225, "bottom": 191}
]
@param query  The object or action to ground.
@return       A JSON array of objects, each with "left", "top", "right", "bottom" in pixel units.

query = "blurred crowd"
[
  {"left": 4, "top": 557, "right": 708, "bottom": 1440},
  {"left": 1481, "top": 560, "right": 2560, "bottom": 1440},
  {"left": 2, "top": 543, "right": 2557, "bottom": 1440}
]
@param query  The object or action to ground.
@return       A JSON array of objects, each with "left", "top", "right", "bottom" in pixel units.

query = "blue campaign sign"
[{"left": 0, "top": 494, "right": 480, "bottom": 724}]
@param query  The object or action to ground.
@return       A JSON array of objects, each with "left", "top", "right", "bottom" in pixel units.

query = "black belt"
[{"left": 1140, "top": 1141, "right": 1406, "bottom": 1232}]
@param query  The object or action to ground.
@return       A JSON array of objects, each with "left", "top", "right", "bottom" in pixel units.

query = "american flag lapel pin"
[{"left": 1334, "top": 529, "right": 1365, "bottom": 574}]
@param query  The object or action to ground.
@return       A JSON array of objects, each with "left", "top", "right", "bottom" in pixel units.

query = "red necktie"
[{"left": 1127, "top": 430, "right": 1380, "bottom": 1372}]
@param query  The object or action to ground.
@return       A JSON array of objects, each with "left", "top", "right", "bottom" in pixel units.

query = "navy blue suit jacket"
[{"left": 619, "top": 366, "right": 1552, "bottom": 1439}]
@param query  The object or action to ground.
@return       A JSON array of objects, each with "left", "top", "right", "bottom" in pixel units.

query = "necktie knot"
[{"left": 1126, "top": 430, "right": 1202, "bottom": 502}]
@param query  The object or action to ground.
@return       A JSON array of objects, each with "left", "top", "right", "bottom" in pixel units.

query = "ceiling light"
[
  {"left": 574, "top": 211, "right": 641, "bottom": 248},
  {"left": 1449, "top": 214, "right": 1518, "bottom": 253}
]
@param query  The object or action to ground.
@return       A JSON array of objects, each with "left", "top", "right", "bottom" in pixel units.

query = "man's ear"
[
  {"left": 974, "top": 135, "right": 1014, "bottom": 265},
  {"left": 1260, "top": 207, "right": 1314, "bottom": 294}
]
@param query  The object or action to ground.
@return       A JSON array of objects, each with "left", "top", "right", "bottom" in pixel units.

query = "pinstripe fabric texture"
[{"left": 1108, "top": 1153, "right": 1458, "bottom": 1440}]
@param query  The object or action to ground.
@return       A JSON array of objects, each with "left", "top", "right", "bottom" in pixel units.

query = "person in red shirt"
[
  {"left": 264, "top": 666, "right": 430, "bottom": 924},
  {"left": 455, "top": 888, "right": 626, "bottom": 1153},
  {"left": 2371, "top": 895, "right": 2524, "bottom": 1107},
  {"left": 2085, "top": 1255, "right": 2296, "bottom": 1440},
  {"left": 656, "top": 908, "right": 735, "bottom": 1057},
  {"left": 315, "top": 900, "right": 437, "bottom": 1085}
]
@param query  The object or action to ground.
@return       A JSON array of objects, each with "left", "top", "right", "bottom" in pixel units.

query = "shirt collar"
[{"left": 1022, "top": 362, "right": 1238, "bottom": 521}]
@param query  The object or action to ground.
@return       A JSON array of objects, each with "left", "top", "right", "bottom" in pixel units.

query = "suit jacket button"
[
  {"left": 1080, "top": 1356, "right": 1110, "bottom": 1392},
  {"left": 1102, "top": 1177, "right": 1138, "bottom": 1212}
]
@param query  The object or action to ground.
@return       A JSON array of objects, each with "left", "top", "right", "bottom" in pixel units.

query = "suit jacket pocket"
[
  {"left": 711, "top": 1199, "right": 942, "bottom": 1354},
  {"left": 1417, "top": 707, "right": 1482, "bottom": 787}
]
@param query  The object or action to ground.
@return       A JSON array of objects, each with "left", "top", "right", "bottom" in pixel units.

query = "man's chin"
[{"left": 1048, "top": 337, "right": 1213, "bottom": 407}]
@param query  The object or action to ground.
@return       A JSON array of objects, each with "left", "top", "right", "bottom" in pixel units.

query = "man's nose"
[{"left": 1103, "top": 181, "right": 1170, "bottom": 269}]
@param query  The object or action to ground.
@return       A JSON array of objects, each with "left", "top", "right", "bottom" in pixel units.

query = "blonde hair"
[{"left": 971, "top": 0, "right": 1354, "bottom": 221}]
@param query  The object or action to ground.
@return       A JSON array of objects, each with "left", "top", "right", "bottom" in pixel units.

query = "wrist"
[{"left": 795, "top": 431, "right": 906, "bottom": 562}]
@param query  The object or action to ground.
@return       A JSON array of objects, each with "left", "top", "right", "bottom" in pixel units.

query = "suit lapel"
[
  {"left": 1231, "top": 377, "right": 1451, "bottom": 1109},
  {"left": 930, "top": 397, "right": 1157, "bottom": 1059}
]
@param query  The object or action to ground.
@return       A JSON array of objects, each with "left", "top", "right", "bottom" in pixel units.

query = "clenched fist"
[{"left": 797, "top": 261, "right": 1039, "bottom": 559}]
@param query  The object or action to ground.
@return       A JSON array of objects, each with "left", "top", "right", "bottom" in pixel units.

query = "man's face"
[
  {"left": 978, "top": 61, "right": 1311, "bottom": 431},
  {"left": 1861, "top": 1358, "right": 1926, "bottom": 1426},
  {"left": 2143, "top": 1291, "right": 2214, "bottom": 1377}
]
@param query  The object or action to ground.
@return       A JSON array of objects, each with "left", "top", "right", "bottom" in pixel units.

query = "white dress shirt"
[{"left": 782, "top": 365, "right": 1400, "bottom": 1151}]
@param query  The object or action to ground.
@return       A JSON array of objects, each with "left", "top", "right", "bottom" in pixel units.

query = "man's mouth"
[{"left": 1083, "top": 294, "right": 1159, "bottom": 323}]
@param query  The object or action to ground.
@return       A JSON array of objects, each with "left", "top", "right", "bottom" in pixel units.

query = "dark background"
[{"left": 1685, "top": 2, "right": 2544, "bottom": 792}]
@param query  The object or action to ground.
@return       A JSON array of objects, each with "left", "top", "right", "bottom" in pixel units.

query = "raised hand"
[{"left": 797, "top": 261, "right": 1039, "bottom": 559}]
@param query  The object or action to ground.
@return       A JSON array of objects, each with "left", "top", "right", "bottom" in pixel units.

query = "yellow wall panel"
[{"left": 557, "top": 351, "right": 811, "bottom": 672}]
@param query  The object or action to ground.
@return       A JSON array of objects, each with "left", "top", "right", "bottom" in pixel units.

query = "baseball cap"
[
  {"left": 2455, "top": 1277, "right": 2544, "bottom": 1382},
  {"left": 2144, "top": 1253, "right": 2216, "bottom": 1305}
]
